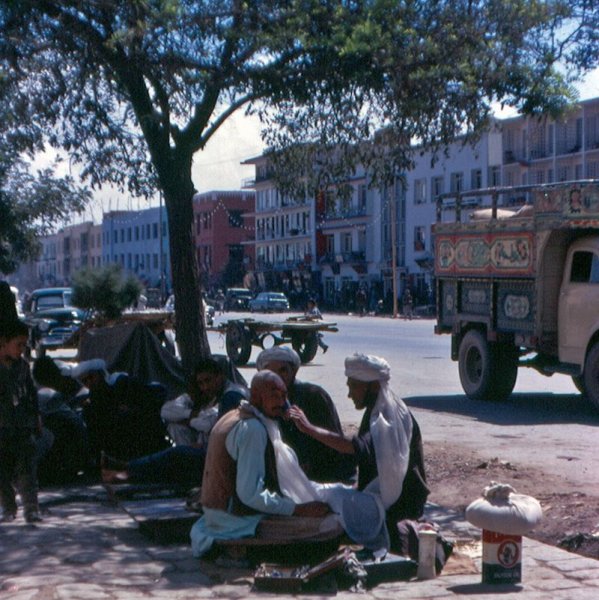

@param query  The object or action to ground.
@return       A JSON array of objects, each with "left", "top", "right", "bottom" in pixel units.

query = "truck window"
[{"left": 570, "top": 251, "right": 599, "bottom": 283}]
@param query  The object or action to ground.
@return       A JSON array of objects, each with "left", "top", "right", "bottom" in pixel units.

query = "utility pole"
[
  {"left": 390, "top": 182, "right": 399, "bottom": 318},
  {"left": 159, "top": 192, "right": 166, "bottom": 304}
]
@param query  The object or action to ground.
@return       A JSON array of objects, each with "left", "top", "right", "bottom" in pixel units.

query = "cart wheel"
[
  {"left": 292, "top": 332, "right": 319, "bottom": 364},
  {"left": 226, "top": 322, "right": 252, "bottom": 365}
]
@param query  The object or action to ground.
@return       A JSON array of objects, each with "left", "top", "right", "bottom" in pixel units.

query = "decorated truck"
[{"left": 433, "top": 180, "right": 599, "bottom": 410}]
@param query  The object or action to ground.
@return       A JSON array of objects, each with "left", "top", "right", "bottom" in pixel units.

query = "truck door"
[{"left": 558, "top": 238, "right": 599, "bottom": 366}]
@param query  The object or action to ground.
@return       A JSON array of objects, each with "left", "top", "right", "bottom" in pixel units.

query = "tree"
[
  {"left": 0, "top": 158, "right": 90, "bottom": 274},
  {"left": 0, "top": 75, "right": 90, "bottom": 273},
  {"left": 0, "top": 0, "right": 594, "bottom": 373},
  {"left": 71, "top": 264, "right": 142, "bottom": 320}
]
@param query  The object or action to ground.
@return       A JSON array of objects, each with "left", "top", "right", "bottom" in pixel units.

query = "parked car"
[
  {"left": 225, "top": 288, "right": 254, "bottom": 311},
  {"left": 24, "top": 288, "right": 88, "bottom": 357},
  {"left": 164, "top": 294, "right": 215, "bottom": 327},
  {"left": 249, "top": 292, "right": 290, "bottom": 312}
]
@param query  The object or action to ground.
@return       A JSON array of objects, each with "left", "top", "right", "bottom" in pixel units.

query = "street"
[{"left": 208, "top": 312, "right": 599, "bottom": 497}]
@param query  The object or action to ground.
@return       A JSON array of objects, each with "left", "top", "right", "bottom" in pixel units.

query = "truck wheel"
[
  {"left": 292, "top": 332, "right": 319, "bottom": 363},
  {"left": 225, "top": 322, "right": 252, "bottom": 366},
  {"left": 458, "top": 330, "right": 495, "bottom": 401},
  {"left": 492, "top": 343, "right": 519, "bottom": 401},
  {"left": 583, "top": 343, "right": 599, "bottom": 411}
]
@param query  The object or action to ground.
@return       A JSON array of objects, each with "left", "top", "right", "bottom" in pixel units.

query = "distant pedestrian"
[
  {"left": 215, "top": 289, "right": 225, "bottom": 315},
  {"left": 0, "top": 318, "right": 43, "bottom": 523},
  {"left": 402, "top": 289, "right": 413, "bottom": 320},
  {"left": 304, "top": 299, "right": 328, "bottom": 353},
  {"left": 355, "top": 287, "right": 367, "bottom": 316}
]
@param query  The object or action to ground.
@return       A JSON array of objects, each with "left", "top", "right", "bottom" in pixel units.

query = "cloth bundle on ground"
[{"left": 465, "top": 481, "right": 543, "bottom": 535}]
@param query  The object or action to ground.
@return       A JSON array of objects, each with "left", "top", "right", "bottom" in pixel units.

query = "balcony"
[
  {"left": 319, "top": 251, "right": 366, "bottom": 265},
  {"left": 323, "top": 207, "right": 368, "bottom": 221}
]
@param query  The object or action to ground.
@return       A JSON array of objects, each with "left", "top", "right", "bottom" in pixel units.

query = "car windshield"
[{"left": 36, "top": 294, "right": 68, "bottom": 310}]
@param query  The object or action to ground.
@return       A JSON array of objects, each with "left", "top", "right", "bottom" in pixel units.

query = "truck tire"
[
  {"left": 583, "top": 343, "right": 599, "bottom": 411},
  {"left": 458, "top": 330, "right": 495, "bottom": 400},
  {"left": 492, "top": 343, "right": 519, "bottom": 401}
]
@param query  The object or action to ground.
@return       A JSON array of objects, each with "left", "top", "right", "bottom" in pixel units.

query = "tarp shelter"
[
  {"left": 78, "top": 322, "right": 186, "bottom": 399},
  {"left": 77, "top": 321, "right": 247, "bottom": 400}
]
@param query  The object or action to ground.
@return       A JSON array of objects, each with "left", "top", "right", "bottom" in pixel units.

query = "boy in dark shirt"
[{"left": 0, "top": 319, "right": 42, "bottom": 523}]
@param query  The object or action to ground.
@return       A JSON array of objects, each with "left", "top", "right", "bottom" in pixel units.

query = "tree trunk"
[{"left": 161, "top": 163, "right": 210, "bottom": 376}]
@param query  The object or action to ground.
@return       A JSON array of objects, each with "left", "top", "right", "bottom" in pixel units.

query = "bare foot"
[{"left": 101, "top": 468, "right": 130, "bottom": 484}]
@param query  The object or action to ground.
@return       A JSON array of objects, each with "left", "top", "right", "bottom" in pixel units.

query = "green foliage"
[
  {"left": 261, "top": 0, "right": 592, "bottom": 197},
  {"left": 0, "top": 158, "right": 90, "bottom": 274},
  {"left": 0, "top": 0, "right": 595, "bottom": 370},
  {"left": 71, "top": 264, "right": 142, "bottom": 320}
]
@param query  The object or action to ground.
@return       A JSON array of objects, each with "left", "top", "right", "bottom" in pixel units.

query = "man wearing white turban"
[
  {"left": 255, "top": 347, "right": 355, "bottom": 483},
  {"left": 289, "top": 353, "right": 429, "bottom": 554}
]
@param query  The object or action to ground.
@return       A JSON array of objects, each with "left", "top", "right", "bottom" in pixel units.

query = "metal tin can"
[{"left": 482, "top": 530, "right": 522, "bottom": 584}]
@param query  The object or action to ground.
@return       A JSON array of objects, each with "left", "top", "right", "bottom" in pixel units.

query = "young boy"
[{"left": 0, "top": 318, "right": 43, "bottom": 523}]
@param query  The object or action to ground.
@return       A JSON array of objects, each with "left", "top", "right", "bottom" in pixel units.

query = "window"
[
  {"left": 431, "top": 176, "right": 444, "bottom": 202},
  {"left": 471, "top": 169, "right": 482, "bottom": 190},
  {"left": 342, "top": 232, "right": 352, "bottom": 253},
  {"left": 450, "top": 172, "right": 463, "bottom": 193},
  {"left": 135, "top": 226, "right": 139, "bottom": 241},
  {"left": 413, "top": 178, "right": 426, "bottom": 204},
  {"left": 489, "top": 166, "right": 501, "bottom": 187},
  {"left": 414, "top": 226, "right": 426, "bottom": 252},
  {"left": 153, "top": 223, "right": 158, "bottom": 239},
  {"left": 325, "top": 235, "right": 334, "bottom": 255},
  {"left": 127, "top": 228, "right": 132, "bottom": 242},
  {"left": 358, "top": 184, "right": 367, "bottom": 212},
  {"left": 228, "top": 209, "right": 243, "bottom": 228},
  {"left": 153, "top": 253, "right": 158, "bottom": 268},
  {"left": 571, "top": 251, "right": 599, "bottom": 283},
  {"left": 557, "top": 165, "right": 570, "bottom": 182}
]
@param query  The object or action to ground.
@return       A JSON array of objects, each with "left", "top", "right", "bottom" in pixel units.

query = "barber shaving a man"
[
  {"left": 190, "top": 370, "right": 339, "bottom": 558},
  {"left": 192, "top": 353, "right": 427, "bottom": 559}
]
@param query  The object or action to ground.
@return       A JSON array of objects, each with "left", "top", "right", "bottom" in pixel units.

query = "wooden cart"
[{"left": 219, "top": 317, "right": 338, "bottom": 365}]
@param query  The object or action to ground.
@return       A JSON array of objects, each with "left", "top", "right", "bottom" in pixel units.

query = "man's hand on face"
[
  {"left": 293, "top": 501, "right": 330, "bottom": 518},
  {"left": 287, "top": 405, "right": 312, "bottom": 432}
]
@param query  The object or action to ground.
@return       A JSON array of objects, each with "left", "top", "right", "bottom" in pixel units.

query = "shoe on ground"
[
  {"left": 322, "top": 345, "right": 329, "bottom": 354},
  {"left": 25, "top": 511, "right": 42, "bottom": 524}
]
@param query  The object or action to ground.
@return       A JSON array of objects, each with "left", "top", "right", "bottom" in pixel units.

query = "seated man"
[
  {"left": 190, "top": 370, "right": 338, "bottom": 558},
  {"left": 70, "top": 359, "right": 170, "bottom": 464},
  {"left": 161, "top": 357, "right": 248, "bottom": 446},
  {"left": 32, "top": 357, "right": 89, "bottom": 483},
  {"left": 255, "top": 347, "right": 355, "bottom": 483},
  {"left": 288, "top": 353, "right": 429, "bottom": 554},
  {"left": 101, "top": 357, "right": 247, "bottom": 487}
]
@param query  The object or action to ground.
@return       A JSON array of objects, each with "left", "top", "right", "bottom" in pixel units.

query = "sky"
[{"left": 55, "top": 65, "right": 599, "bottom": 224}]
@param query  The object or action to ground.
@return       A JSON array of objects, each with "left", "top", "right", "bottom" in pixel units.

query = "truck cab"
[{"left": 558, "top": 237, "right": 599, "bottom": 367}]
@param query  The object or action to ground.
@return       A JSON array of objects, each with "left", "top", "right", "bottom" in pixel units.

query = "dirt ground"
[{"left": 424, "top": 441, "right": 599, "bottom": 560}]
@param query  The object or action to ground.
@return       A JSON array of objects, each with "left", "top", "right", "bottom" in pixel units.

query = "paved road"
[{"left": 208, "top": 312, "right": 599, "bottom": 496}]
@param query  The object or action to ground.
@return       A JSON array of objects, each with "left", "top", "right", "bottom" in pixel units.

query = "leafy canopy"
[{"left": 0, "top": 0, "right": 596, "bottom": 369}]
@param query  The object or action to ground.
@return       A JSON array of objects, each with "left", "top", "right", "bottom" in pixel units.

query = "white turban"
[
  {"left": 344, "top": 353, "right": 391, "bottom": 383},
  {"left": 256, "top": 346, "right": 301, "bottom": 371},
  {"left": 69, "top": 359, "right": 108, "bottom": 381}
]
